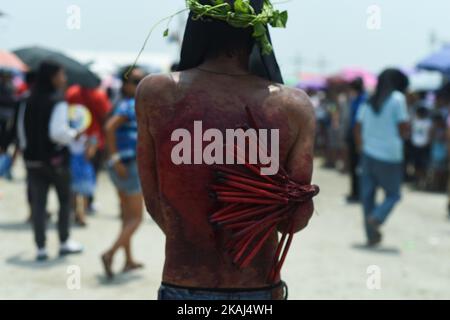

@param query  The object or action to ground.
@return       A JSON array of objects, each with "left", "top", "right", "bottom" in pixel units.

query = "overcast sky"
[{"left": 1, "top": 0, "right": 450, "bottom": 78}]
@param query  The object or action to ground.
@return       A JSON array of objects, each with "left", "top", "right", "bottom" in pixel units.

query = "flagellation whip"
[{"left": 209, "top": 106, "right": 320, "bottom": 282}]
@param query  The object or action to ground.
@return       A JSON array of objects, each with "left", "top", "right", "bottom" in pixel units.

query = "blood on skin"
[{"left": 138, "top": 83, "right": 315, "bottom": 288}]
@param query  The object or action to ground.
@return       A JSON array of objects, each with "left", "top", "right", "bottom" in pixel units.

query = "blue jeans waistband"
[{"left": 158, "top": 281, "right": 288, "bottom": 300}]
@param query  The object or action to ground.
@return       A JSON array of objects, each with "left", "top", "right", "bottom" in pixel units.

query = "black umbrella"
[{"left": 13, "top": 46, "right": 101, "bottom": 88}]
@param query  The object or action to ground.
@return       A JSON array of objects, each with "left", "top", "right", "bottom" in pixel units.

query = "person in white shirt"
[{"left": 411, "top": 106, "right": 432, "bottom": 188}]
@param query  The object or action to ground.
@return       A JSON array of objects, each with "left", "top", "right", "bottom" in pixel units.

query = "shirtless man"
[{"left": 135, "top": 0, "right": 316, "bottom": 300}]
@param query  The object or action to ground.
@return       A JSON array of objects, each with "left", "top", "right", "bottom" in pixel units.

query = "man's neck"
[{"left": 200, "top": 53, "right": 250, "bottom": 75}]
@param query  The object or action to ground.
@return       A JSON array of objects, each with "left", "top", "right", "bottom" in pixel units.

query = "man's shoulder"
[
  {"left": 135, "top": 73, "right": 180, "bottom": 122},
  {"left": 267, "top": 84, "right": 314, "bottom": 120},
  {"left": 136, "top": 73, "right": 178, "bottom": 105},
  {"left": 270, "top": 84, "right": 311, "bottom": 103}
]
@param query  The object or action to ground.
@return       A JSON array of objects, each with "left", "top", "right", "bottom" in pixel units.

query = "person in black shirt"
[{"left": 23, "top": 61, "right": 83, "bottom": 261}]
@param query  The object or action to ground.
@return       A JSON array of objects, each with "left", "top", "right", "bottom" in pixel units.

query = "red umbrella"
[
  {"left": 296, "top": 72, "right": 327, "bottom": 90},
  {"left": 0, "top": 50, "right": 28, "bottom": 72},
  {"left": 339, "top": 67, "right": 377, "bottom": 90}
]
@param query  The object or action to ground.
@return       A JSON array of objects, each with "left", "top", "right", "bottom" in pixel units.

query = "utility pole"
[
  {"left": 0, "top": 10, "right": 9, "bottom": 34},
  {"left": 429, "top": 30, "right": 438, "bottom": 52}
]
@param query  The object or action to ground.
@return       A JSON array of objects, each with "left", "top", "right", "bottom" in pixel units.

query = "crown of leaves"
[
  {"left": 185, "top": 0, "right": 288, "bottom": 55},
  {"left": 127, "top": 0, "right": 288, "bottom": 78}
]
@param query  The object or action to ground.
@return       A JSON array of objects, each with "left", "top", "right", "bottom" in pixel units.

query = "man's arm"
[
  {"left": 396, "top": 93, "right": 411, "bottom": 140},
  {"left": 104, "top": 114, "right": 128, "bottom": 178},
  {"left": 398, "top": 122, "right": 410, "bottom": 140},
  {"left": 135, "top": 77, "right": 166, "bottom": 234},
  {"left": 282, "top": 89, "right": 316, "bottom": 234}
]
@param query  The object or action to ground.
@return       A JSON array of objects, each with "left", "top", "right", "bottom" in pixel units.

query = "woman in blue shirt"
[
  {"left": 355, "top": 69, "right": 410, "bottom": 247},
  {"left": 101, "top": 66, "right": 145, "bottom": 278}
]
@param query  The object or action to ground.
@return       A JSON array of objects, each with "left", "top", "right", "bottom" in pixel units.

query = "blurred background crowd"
[
  {"left": 307, "top": 59, "right": 450, "bottom": 206},
  {"left": 1, "top": 1, "right": 450, "bottom": 291},
  {"left": 1, "top": 44, "right": 450, "bottom": 258}
]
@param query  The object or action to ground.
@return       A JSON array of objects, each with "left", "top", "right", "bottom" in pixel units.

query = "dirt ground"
[{"left": 1, "top": 159, "right": 449, "bottom": 300}]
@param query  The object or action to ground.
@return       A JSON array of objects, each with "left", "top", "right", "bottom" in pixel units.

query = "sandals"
[
  {"left": 101, "top": 253, "right": 114, "bottom": 280},
  {"left": 122, "top": 262, "right": 144, "bottom": 273}
]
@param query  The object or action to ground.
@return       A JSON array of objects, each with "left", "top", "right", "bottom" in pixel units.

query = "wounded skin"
[{"left": 136, "top": 70, "right": 316, "bottom": 289}]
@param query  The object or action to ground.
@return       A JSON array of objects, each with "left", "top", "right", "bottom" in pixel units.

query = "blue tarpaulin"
[{"left": 417, "top": 45, "right": 450, "bottom": 77}]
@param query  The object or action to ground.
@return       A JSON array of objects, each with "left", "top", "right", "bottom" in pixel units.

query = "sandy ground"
[{"left": 0, "top": 159, "right": 449, "bottom": 300}]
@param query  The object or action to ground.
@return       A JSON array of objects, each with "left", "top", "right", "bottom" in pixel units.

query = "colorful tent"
[{"left": 417, "top": 45, "right": 450, "bottom": 77}]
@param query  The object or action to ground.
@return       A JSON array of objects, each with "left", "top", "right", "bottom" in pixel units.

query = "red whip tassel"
[{"left": 208, "top": 106, "right": 320, "bottom": 282}]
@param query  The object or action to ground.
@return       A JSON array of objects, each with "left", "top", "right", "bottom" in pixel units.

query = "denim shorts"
[
  {"left": 108, "top": 160, "right": 141, "bottom": 195},
  {"left": 157, "top": 282, "right": 288, "bottom": 300}
]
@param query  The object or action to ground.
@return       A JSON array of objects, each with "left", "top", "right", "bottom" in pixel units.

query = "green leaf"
[
  {"left": 257, "top": 33, "right": 272, "bottom": 55},
  {"left": 271, "top": 10, "right": 288, "bottom": 28},
  {"left": 252, "top": 23, "right": 266, "bottom": 37},
  {"left": 163, "top": 28, "right": 169, "bottom": 37},
  {"left": 262, "top": 42, "right": 273, "bottom": 55},
  {"left": 279, "top": 10, "right": 288, "bottom": 27},
  {"left": 234, "top": 0, "right": 250, "bottom": 14},
  {"left": 210, "top": 0, "right": 224, "bottom": 5},
  {"left": 262, "top": 0, "right": 274, "bottom": 16},
  {"left": 229, "top": 18, "right": 247, "bottom": 28},
  {"left": 216, "top": 2, "right": 231, "bottom": 14}
]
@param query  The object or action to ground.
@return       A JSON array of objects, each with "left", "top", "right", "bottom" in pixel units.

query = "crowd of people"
[
  {"left": 2, "top": 60, "right": 450, "bottom": 271},
  {"left": 2, "top": 0, "right": 450, "bottom": 302},
  {"left": 0, "top": 61, "right": 147, "bottom": 278},
  {"left": 3, "top": 62, "right": 450, "bottom": 260},
  {"left": 311, "top": 69, "right": 450, "bottom": 245}
]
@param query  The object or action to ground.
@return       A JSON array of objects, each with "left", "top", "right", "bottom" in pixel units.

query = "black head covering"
[{"left": 178, "top": 0, "right": 284, "bottom": 84}]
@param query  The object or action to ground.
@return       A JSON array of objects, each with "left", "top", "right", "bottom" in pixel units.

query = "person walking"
[
  {"left": 355, "top": 69, "right": 410, "bottom": 246},
  {"left": 17, "top": 71, "right": 37, "bottom": 223},
  {"left": 23, "top": 60, "right": 83, "bottom": 261},
  {"left": 345, "top": 78, "right": 366, "bottom": 203},
  {"left": 436, "top": 83, "right": 450, "bottom": 218},
  {"left": 66, "top": 85, "right": 112, "bottom": 214},
  {"left": 69, "top": 133, "right": 98, "bottom": 226},
  {"left": 101, "top": 66, "right": 145, "bottom": 279},
  {"left": 0, "top": 69, "right": 18, "bottom": 179},
  {"left": 410, "top": 106, "right": 432, "bottom": 189}
]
